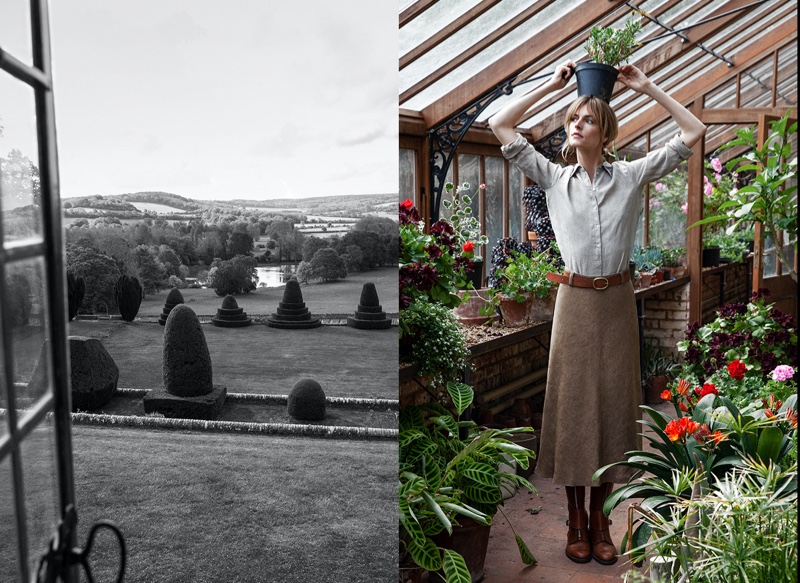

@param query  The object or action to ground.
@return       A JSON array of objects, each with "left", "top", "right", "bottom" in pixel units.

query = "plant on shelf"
[
  {"left": 677, "top": 289, "right": 797, "bottom": 387},
  {"left": 399, "top": 198, "right": 474, "bottom": 311},
  {"left": 442, "top": 182, "right": 490, "bottom": 261},
  {"left": 704, "top": 229, "right": 749, "bottom": 263},
  {"left": 632, "top": 244, "right": 662, "bottom": 276},
  {"left": 583, "top": 18, "right": 642, "bottom": 68},
  {"left": 399, "top": 382, "right": 537, "bottom": 583},
  {"left": 692, "top": 109, "right": 798, "bottom": 282}
]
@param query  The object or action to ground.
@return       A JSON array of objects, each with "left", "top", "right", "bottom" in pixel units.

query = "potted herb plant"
[
  {"left": 576, "top": 18, "right": 642, "bottom": 102},
  {"left": 483, "top": 249, "right": 560, "bottom": 326},
  {"left": 641, "top": 342, "right": 678, "bottom": 404},
  {"left": 399, "top": 382, "right": 537, "bottom": 583},
  {"left": 442, "top": 182, "right": 490, "bottom": 290}
]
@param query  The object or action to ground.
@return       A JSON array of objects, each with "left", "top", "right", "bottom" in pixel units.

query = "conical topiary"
[
  {"left": 158, "top": 287, "right": 184, "bottom": 325},
  {"left": 67, "top": 271, "right": 85, "bottom": 321},
  {"left": 211, "top": 294, "right": 251, "bottom": 328},
  {"left": 266, "top": 279, "right": 321, "bottom": 329},
  {"left": 115, "top": 275, "right": 143, "bottom": 322},
  {"left": 287, "top": 378, "right": 326, "bottom": 421},
  {"left": 143, "top": 304, "right": 227, "bottom": 419},
  {"left": 347, "top": 282, "right": 392, "bottom": 329}
]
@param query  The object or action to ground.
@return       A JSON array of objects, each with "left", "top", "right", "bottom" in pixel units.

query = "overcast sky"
[{"left": 1, "top": 1, "right": 397, "bottom": 201}]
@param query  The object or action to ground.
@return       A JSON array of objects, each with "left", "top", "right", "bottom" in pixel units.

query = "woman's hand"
[
  {"left": 549, "top": 60, "right": 576, "bottom": 90},
  {"left": 617, "top": 64, "right": 651, "bottom": 93}
]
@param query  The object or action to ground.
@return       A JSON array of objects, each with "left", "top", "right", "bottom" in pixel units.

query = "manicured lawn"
[
  {"left": 66, "top": 321, "right": 398, "bottom": 400},
  {"left": 70, "top": 426, "right": 397, "bottom": 583},
  {"left": 137, "top": 267, "right": 398, "bottom": 317}
]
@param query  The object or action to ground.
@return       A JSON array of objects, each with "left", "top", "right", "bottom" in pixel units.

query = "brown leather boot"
[
  {"left": 564, "top": 486, "right": 591, "bottom": 563},
  {"left": 589, "top": 482, "right": 618, "bottom": 565}
]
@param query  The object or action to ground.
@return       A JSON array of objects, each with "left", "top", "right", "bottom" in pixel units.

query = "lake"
[{"left": 255, "top": 264, "right": 298, "bottom": 288}]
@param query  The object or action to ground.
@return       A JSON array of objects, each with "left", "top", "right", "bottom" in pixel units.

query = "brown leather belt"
[{"left": 546, "top": 270, "right": 630, "bottom": 290}]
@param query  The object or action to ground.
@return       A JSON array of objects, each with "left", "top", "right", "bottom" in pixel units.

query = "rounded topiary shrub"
[
  {"left": 163, "top": 304, "right": 213, "bottom": 397},
  {"left": 287, "top": 379, "right": 326, "bottom": 421},
  {"left": 221, "top": 294, "right": 238, "bottom": 310},
  {"left": 115, "top": 275, "right": 143, "bottom": 322},
  {"left": 165, "top": 287, "right": 184, "bottom": 306}
]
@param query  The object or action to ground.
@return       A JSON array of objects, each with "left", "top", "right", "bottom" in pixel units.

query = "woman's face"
[{"left": 568, "top": 104, "right": 604, "bottom": 153}]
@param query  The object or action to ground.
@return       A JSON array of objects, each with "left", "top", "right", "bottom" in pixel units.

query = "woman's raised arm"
[
  {"left": 617, "top": 64, "right": 706, "bottom": 148},
  {"left": 489, "top": 60, "right": 575, "bottom": 146}
]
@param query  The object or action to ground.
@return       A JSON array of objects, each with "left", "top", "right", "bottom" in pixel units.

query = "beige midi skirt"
[{"left": 534, "top": 281, "right": 641, "bottom": 486}]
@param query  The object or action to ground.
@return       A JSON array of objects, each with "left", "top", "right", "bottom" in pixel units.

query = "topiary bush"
[
  {"left": 114, "top": 275, "right": 143, "bottom": 322},
  {"left": 67, "top": 270, "right": 85, "bottom": 321},
  {"left": 162, "top": 304, "right": 213, "bottom": 397},
  {"left": 287, "top": 379, "right": 326, "bottom": 421}
]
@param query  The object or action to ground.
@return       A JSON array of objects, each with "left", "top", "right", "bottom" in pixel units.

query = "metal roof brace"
[
  {"left": 625, "top": 1, "right": 735, "bottom": 67},
  {"left": 428, "top": 71, "right": 557, "bottom": 223}
]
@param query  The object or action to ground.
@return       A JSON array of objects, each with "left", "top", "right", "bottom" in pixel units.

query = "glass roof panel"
[{"left": 399, "top": 0, "right": 483, "bottom": 56}]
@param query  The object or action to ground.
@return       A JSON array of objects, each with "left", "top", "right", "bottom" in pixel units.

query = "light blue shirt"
[{"left": 501, "top": 133, "right": 693, "bottom": 277}]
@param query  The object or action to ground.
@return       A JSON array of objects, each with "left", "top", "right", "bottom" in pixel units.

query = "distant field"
[{"left": 127, "top": 201, "right": 195, "bottom": 213}]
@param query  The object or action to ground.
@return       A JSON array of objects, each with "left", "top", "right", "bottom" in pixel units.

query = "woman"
[{"left": 488, "top": 61, "right": 705, "bottom": 565}]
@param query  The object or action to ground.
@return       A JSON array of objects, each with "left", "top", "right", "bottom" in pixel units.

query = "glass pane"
[
  {"left": 21, "top": 415, "right": 59, "bottom": 578},
  {"left": 763, "top": 236, "right": 777, "bottom": 276},
  {"left": 484, "top": 157, "right": 504, "bottom": 259},
  {"left": 739, "top": 56, "right": 774, "bottom": 109},
  {"left": 508, "top": 164, "right": 523, "bottom": 242},
  {"left": 0, "top": 0, "right": 33, "bottom": 65},
  {"left": 648, "top": 160, "right": 688, "bottom": 250},
  {"left": 0, "top": 75, "right": 44, "bottom": 242},
  {"left": 4, "top": 258, "right": 52, "bottom": 423},
  {"left": 399, "top": 149, "right": 416, "bottom": 203},
  {"left": 776, "top": 43, "right": 797, "bottom": 108},
  {"left": 0, "top": 454, "right": 21, "bottom": 582}
]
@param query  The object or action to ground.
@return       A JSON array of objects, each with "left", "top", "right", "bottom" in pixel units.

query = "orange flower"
[
  {"left": 765, "top": 409, "right": 776, "bottom": 420},
  {"left": 679, "top": 403, "right": 688, "bottom": 413},
  {"left": 675, "top": 379, "right": 690, "bottom": 396},
  {"left": 709, "top": 430, "right": 726, "bottom": 444},
  {"left": 785, "top": 408, "right": 798, "bottom": 430},
  {"left": 664, "top": 417, "right": 701, "bottom": 442},
  {"left": 660, "top": 390, "right": 672, "bottom": 401}
]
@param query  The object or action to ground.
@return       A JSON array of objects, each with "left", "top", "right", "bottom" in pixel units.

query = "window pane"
[
  {"left": 509, "top": 164, "right": 523, "bottom": 242},
  {"left": 21, "top": 416, "right": 59, "bottom": 579},
  {"left": 0, "top": 76, "right": 44, "bottom": 242},
  {"left": 485, "top": 157, "right": 504, "bottom": 262},
  {"left": 648, "top": 161, "right": 688, "bottom": 250},
  {"left": 0, "top": 455, "right": 21, "bottom": 582},
  {"left": 4, "top": 258, "right": 52, "bottom": 425},
  {"left": 0, "top": 0, "right": 33, "bottom": 65},
  {"left": 399, "top": 149, "right": 416, "bottom": 203}
]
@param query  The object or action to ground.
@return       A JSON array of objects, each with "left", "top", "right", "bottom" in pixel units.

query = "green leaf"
[
  {"left": 440, "top": 503, "right": 491, "bottom": 525},
  {"left": 422, "top": 490, "right": 452, "bottom": 535},
  {"left": 464, "top": 480, "right": 502, "bottom": 505},
  {"left": 462, "top": 462, "right": 499, "bottom": 487},
  {"left": 408, "top": 537, "right": 442, "bottom": 572},
  {"left": 447, "top": 382, "right": 474, "bottom": 417},
  {"left": 441, "top": 549, "right": 471, "bottom": 583},
  {"left": 515, "top": 535, "right": 537, "bottom": 565},
  {"left": 757, "top": 426, "right": 783, "bottom": 463}
]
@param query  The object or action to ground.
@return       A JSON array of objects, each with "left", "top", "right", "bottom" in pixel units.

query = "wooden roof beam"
[
  {"left": 527, "top": 0, "right": 778, "bottom": 141},
  {"left": 400, "top": 0, "right": 438, "bottom": 28},
  {"left": 418, "top": 0, "right": 628, "bottom": 129},
  {"left": 401, "top": 0, "right": 560, "bottom": 106},
  {"left": 400, "top": 0, "right": 501, "bottom": 71},
  {"left": 615, "top": 19, "right": 798, "bottom": 147}
]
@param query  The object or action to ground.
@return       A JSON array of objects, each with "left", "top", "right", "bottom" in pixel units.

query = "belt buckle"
[{"left": 592, "top": 277, "right": 609, "bottom": 290}]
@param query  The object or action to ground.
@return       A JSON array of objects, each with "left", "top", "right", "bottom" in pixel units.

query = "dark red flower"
[{"left": 727, "top": 360, "right": 746, "bottom": 381}]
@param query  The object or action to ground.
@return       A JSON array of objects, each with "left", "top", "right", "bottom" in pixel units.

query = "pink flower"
[
  {"left": 704, "top": 182, "right": 713, "bottom": 197},
  {"left": 771, "top": 365, "right": 795, "bottom": 382},
  {"left": 680, "top": 203, "right": 688, "bottom": 214},
  {"left": 655, "top": 182, "right": 664, "bottom": 191},
  {"left": 715, "top": 173, "right": 722, "bottom": 183},
  {"left": 711, "top": 158, "right": 723, "bottom": 173},
  {"left": 479, "top": 183, "right": 486, "bottom": 190},
  {"left": 703, "top": 175, "right": 709, "bottom": 183}
]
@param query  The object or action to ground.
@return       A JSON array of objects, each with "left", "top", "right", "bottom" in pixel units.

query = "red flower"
[
  {"left": 664, "top": 417, "right": 701, "bottom": 442},
  {"left": 462, "top": 241, "right": 475, "bottom": 254},
  {"left": 696, "top": 383, "right": 718, "bottom": 398},
  {"left": 660, "top": 389, "right": 672, "bottom": 401},
  {"left": 400, "top": 198, "right": 414, "bottom": 211},
  {"left": 675, "top": 379, "right": 690, "bottom": 396},
  {"left": 679, "top": 402, "right": 688, "bottom": 412},
  {"left": 727, "top": 359, "right": 746, "bottom": 381}
]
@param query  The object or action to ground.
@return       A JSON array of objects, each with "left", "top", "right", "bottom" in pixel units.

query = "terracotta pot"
[
  {"left": 528, "top": 287, "right": 558, "bottom": 322},
  {"left": 640, "top": 273, "right": 653, "bottom": 287},
  {"left": 453, "top": 288, "right": 495, "bottom": 326},
  {"left": 645, "top": 375, "right": 669, "bottom": 405},
  {"left": 497, "top": 293, "right": 532, "bottom": 327},
  {"left": 672, "top": 265, "right": 685, "bottom": 278},
  {"left": 511, "top": 397, "right": 532, "bottom": 419},
  {"left": 651, "top": 270, "right": 663, "bottom": 285},
  {"left": 431, "top": 518, "right": 492, "bottom": 583}
]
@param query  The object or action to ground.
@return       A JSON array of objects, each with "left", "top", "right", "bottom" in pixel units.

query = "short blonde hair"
[{"left": 560, "top": 96, "right": 618, "bottom": 161}]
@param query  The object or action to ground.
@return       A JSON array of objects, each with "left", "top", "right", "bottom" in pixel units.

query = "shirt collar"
[{"left": 569, "top": 161, "right": 614, "bottom": 179}]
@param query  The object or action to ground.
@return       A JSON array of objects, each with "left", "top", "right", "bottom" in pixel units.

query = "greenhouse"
[{"left": 399, "top": 1, "right": 797, "bottom": 582}]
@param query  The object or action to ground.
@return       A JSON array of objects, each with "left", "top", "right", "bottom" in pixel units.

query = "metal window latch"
[{"left": 36, "top": 505, "right": 126, "bottom": 583}]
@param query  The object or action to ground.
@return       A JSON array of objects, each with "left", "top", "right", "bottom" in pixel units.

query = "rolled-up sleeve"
[
  {"left": 501, "top": 133, "right": 560, "bottom": 190},
  {"left": 629, "top": 134, "right": 693, "bottom": 187}
]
